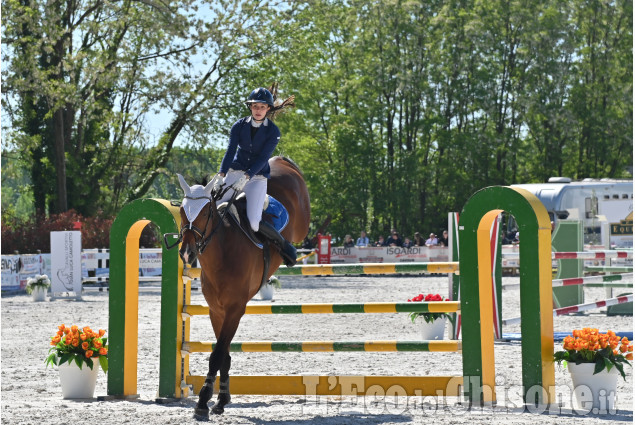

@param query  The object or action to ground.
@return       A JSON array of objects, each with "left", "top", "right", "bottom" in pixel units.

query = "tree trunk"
[{"left": 53, "top": 108, "right": 67, "bottom": 213}]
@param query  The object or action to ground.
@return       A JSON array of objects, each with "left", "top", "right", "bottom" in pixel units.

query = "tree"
[{"left": 2, "top": 0, "right": 280, "bottom": 216}]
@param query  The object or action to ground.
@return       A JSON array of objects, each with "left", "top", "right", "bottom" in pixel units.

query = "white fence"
[{"left": 1, "top": 248, "right": 166, "bottom": 291}]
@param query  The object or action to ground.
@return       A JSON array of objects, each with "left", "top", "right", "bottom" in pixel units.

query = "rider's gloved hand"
[
  {"left": 231, "top": 174, "right": 250, "bottom": 192},
  {"left": 211, "top": 173, "right": 223, "bottom": 193}
]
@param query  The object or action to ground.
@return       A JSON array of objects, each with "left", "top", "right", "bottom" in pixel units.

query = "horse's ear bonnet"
[{"left": 178, "top": 174, "right": 213, "bottom": 223}]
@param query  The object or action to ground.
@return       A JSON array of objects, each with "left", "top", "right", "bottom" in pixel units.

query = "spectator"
[
  {"left": 301, "top": 237, "right": 313, "bottom": 249},
  {"left": 425, "top": 233, "right": 438, "bottom": 246},
  {"left": 343, "top": 234, "right": 355, "bottom": 248},
  {"left": 438, "top": 230, "right": 449, "bottom": 247},
  {"left": 375, "top": 236, "right": 386, "bottom": 247},
  {"left": 387, "top": 231, "right": 402, "bottom": 247},
  {"left": 413, "top": 232, "right": 425, "bottom": 246},
  {"left": 403, "top": 237, "right": 413, "bottom": 248},
  {"left": 503, "top": 228, "right": 517, "bottom": 245},
  {"left": 356, "top": 231, "right": 369, "bottom": 247}
]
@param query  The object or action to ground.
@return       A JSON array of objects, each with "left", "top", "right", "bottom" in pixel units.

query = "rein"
[{"left": 164, "top": 186, "right": 236, "bottom": 252}]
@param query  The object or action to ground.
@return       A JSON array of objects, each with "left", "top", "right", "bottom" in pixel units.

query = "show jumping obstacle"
[{"left": 107, "top": 186, "right": 556, "bottom": 406}]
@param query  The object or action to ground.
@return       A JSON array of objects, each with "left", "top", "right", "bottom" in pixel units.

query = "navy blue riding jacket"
[{"left": 219, "top": 116, "right": 281, "bottom": 179}]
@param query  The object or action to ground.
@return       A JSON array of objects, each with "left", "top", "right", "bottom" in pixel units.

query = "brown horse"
[{"left": 176, "top": 156, "right": 310, "bottom": 419}]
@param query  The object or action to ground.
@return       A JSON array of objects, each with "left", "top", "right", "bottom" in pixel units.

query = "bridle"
[{"left": 164, "top": 186, "right": 236, "bottom": 253}]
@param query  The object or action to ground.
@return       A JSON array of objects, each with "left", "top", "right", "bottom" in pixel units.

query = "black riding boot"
[{"left": 257, "top": 222, "right": 297, "bottom": 267}]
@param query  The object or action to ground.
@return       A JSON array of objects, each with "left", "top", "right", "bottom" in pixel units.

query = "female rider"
[{"left": 212, "top": 86, "right": 297, "bottom": 267}]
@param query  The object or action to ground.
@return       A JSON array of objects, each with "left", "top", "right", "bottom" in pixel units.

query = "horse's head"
[{"left": 176, "top": 174, "right": 216, "bottom": 266}]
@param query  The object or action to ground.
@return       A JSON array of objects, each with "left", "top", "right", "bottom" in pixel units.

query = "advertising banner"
[
  {"left": 329, "top": 246, "right": 449, "bottom": 264},
  {"left": 1, "top": 255, "right": 21, "bottom": 291},
  {"left": 50, "top": 231, "right": 82, "bottom": 295}
]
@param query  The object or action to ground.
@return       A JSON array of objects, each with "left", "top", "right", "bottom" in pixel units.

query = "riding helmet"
[{"left": 245, "top": 88, "right": 274, "bottom": 107}]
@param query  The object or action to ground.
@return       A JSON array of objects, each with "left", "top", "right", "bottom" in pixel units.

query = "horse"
[{"left": 175, "top": 156, "right": 310, "bottom": 419}]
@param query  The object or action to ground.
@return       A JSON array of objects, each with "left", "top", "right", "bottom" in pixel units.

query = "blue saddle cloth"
[
  {"left": 224, "top": 194, "right": 289, "bottom": 249},
  {"left": 264, "top": 195, "right": 289, "bottom": 233}
]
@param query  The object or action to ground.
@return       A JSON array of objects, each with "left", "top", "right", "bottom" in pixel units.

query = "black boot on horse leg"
[
  {"left": 258, "top": 221, "right": 297, "bottom": 267},
  {"left": 212, "top": 353, "right": 231, "bottom": 414},
  {"left": 194, "top": 348, "right": 224, "bottom": 419}
]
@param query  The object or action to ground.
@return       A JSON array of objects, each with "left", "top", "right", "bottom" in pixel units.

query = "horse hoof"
[
  {"left": 211, "top": 404, "right": 225, "bottom": 415},
  {"left": 193, "top": 407, "right": 209, "bottom": 421}
]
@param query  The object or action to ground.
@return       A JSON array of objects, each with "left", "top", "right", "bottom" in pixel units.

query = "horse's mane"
[{"left": 275, "top": 156, "right": 304, "bottom": 178}]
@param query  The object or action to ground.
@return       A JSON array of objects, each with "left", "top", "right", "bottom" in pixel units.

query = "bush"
[
  {"left": 1, "top": 210, "right": 111, "bottom": 254},
  {"left": 2, "top": 210, "right": 162, "bottom": 254}
]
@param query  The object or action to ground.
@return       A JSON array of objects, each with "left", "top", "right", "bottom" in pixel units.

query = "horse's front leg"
[
  {"left": 194, "top": 307, "right": 243, "bottom": 419},
  {"left": 212, "top": 352, "right": 231, "bottom": 414},
  {"left": 194, "top": 347, "right": 225, "bottom": 419}
]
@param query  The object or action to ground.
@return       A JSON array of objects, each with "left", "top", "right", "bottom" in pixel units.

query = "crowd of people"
[{"left": 331, "top": 229, "right": 450, "bottom": 248}]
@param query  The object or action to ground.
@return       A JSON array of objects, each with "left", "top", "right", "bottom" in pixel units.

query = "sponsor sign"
[
  {"left": 329, "top": 246, "right": 449, "bottom": 264},
  {"left": 1, "top": 255, "right": 21, "bottom": 291},
  {"left": 50, "top": 231, "right": 82, "bottom": 294}
]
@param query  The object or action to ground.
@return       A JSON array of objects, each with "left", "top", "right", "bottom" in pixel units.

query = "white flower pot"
[
  {"left": 58, "top": 360, "right": 99, "bottom": 399},
  {"left": 31, "top": 286, "right": 47, "bottom": 302},
  {"left": 568, "top": 362, "right": 619, "bottom": 412},
  {"left": 259, "top": 283, "right": 274, "bottom": 301},
  {"left": 420, "top": 316, "right": 446, "bottom": 340}
]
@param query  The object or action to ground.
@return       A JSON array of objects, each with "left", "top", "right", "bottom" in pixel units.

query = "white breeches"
[{"left": 217, "top": 169, "right": 267, "bottom": 232}]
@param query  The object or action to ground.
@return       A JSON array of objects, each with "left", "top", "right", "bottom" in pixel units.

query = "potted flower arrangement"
[
  {"left": 259, "top": 275, "right": 281, "bottom": 301},
  {"left": 407, "top": 293, "right": 451, "bottom": 340},
  {"left": 554, "top": 328, "right": 632, "bottom": 411},
  {"left": 46, "top": 324, "right": 108, "bottom": 399},
  {"left": 26, "top": 274, "right": 50, "bottom": 301}
]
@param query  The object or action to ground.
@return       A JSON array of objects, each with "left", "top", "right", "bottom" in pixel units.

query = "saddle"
[{"left": 217, "top": 193, "right": 290, "bottom": 249}]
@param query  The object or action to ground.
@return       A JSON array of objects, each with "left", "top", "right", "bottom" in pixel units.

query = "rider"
[{"left": 212, "top": 86, "right": 297, "bottom": 267}]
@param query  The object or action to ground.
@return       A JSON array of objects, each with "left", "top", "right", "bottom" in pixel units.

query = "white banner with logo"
[
  {"left": 329, "top": 246, "right": 449, "bottom": 264},
  {"left": 50, "top": 231, "right": 82, "bottom": 294}
]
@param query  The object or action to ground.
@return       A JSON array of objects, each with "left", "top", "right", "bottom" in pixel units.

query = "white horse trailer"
[{"left": 511, "top": 178, "right": 633, "bottom": 248}]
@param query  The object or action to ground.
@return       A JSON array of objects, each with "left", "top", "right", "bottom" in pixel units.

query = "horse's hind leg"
[{"left": 212, "top": 352, "right": 231, "bottom": 414}]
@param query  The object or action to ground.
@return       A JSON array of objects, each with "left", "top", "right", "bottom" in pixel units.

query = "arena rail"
[
  {"left": 181, "top": 301, "right": 460, "bottom": 317},
  {"left": 502, "top": 294, "right": 634, "bottom": 326}
]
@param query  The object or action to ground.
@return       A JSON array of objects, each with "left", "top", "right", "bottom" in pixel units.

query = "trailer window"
[{"left": 585, "top": 197, "right": 597, "bottom": 219}]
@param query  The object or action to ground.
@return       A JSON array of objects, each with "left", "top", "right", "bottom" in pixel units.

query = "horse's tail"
[{"left": 275, "top": 156, "right": 304, "bottom": 178}]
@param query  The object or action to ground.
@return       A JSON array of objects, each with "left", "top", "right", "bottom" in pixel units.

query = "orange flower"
[
  {"left": 626, "top": 353, "right": 633, "bottom": 361},
  {"left": 83, "top": 327, "right": 92, "bottom": 334},
  {"left": 72, "top": 339, "right": 79, "bottom": 347},
  {"left": 56, "top": 330, "right": 64, "bottom": 337},
  {"left": 82, "top": 342, "right": 89, "bottom": 350},
  {"left": 621, "top": 337, "right": 630, "bottom": 345},
  {"left": 99, "top": 347, "right": 107, "bottom": 355},
  {"left": 99, "top": 329, "right": 106, "bottom": 337},
  {"left": 71, "top": 325, "right": 78, "bottom": 333},
  {"left": 85, "top": 350, "right": 94, "bottom": 358},
  {"left": 80, "top": 333, "right": 87, "bottom": 341},
  {"left": 64, "top": 327, "right": 71, "bottom": 335},
  {"left": 93, "top": 340, "right": 102, "bottom": 349}
]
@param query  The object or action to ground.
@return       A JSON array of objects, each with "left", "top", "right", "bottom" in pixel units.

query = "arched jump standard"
[
  {"left": 107, "top": 199, "right": 185, "bottom": 399},
  {"left": 458, "top": 186, "right": 555, "bottom": 405}
]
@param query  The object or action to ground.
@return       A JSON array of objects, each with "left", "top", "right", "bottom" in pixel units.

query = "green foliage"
[{"left": 2, "top": 0, "right": 632, "bottom": 244}]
